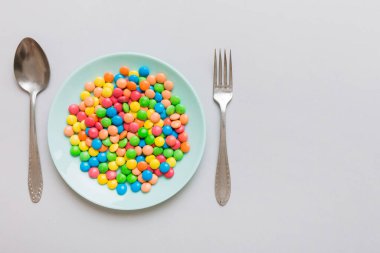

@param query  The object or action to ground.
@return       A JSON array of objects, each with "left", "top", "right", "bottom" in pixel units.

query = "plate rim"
[{"left": 48, "top": 52, "right": 206, "bottom": 210}]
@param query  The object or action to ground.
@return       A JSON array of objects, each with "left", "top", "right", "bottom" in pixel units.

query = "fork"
[{"left": 213, "top": 49, "right": 233, "bottom": 206}]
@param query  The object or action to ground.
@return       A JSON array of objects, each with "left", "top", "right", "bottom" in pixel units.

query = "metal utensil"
[
  {"left": 14, "top": 37, "right": 50, "bottom": 203},
  {"left": 213, "top": 49, "right": 233, "bottom": 206}
]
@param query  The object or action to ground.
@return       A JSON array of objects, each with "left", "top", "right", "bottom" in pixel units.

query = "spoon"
[{"left": 14, "top": 37, "right": 50, "bottom": 203}]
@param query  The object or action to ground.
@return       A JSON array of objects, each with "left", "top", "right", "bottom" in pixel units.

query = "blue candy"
[
  {"left": 138, "top": 66, "right": 150, "bottom": 77},
  {"left": 97, "top": 152, "right": 107, "bottom": 163},
  {"left": 154, "top": 103, "right": 165, "bottom": 113},
  {"left": 159, "top": 162, "right": 170, "bottom": 173},
  {"left": 80, "top": 162, "right": 90, "bottom": 172},
  {"left": 116, "top": 184, "right": 128, "bottom": 195},
  {"left": 106, "top": 107, "right": 117, "bottom": 117},
  {"left": 92, "top": 138, "right": 102, "bottom": 150},
  {"left": 129, "top": 75, "right": 139, "bottom": 84},
  {"left": 142, "top": 170, "right": 153, "bottom": 181},
  {"left": 136, "top": 156, "right": 145, "bottom": 163},
  {"left": 154, "top": 92, "right": 163, "bottom": 102},
  {"left": 117, "top": 125, "right": 124, "bottom": 134},
  {"left": 85, "top": 127, "right": 90, "bottom": 136},
  {"left": 88, "top": 157, "right": 99, "bottom": 167},
  {"left": 139, "top": 139, "right": 146, "bottom": 147},
  {"left": 171, "top": 131, "right": 178, "bottom": 138},
  {"left": 112, "top": 115, "right": 123, "bottom": 126},
  {"left": 163, "top": 143, "right": 169, "bottom": 149},
  {"left": 130, "top": 181, "right": 142, "bottom": 192}
]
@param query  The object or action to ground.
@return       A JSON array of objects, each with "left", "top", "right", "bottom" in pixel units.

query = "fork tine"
[
  {"left": 218, "top": 49, "right": 222, "bottom": 87},
  {"left": 223, "top": 49, "right": 227, "bottom": 88},
  {"left": 229, "top": 50, "right": 233, "bottom": 89},
  {"left": 213, "top": 49, "right": 217, "bottom": 88}
]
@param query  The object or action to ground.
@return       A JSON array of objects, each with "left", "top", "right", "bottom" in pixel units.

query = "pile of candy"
[{"left": 63, "top": 65, "right": 190, "bottom": 195}]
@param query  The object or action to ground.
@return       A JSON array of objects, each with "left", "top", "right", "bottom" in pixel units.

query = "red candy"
[
  {"left": 113, "top": 88, "right": 123, "bottom": 98},
  {"left": 102, "top": 98, "right": 112, "bottom": 108},
  {"left": 88, "top": 168, "right": 99, "bottom": 179},
  {"left": 88, "top": 127, "right": 99, "bottom": 139},
  {"left": 106, "top": 170, "right": 117, "bottom": 180},
  {"left": 77, "top": 111, "right": 87, "bottom": 121},
  {"left": 129, "top": 122, "right": 139, "bottom": 133},
  {"left": 152, "top": 126, "right": 162, "bottom": 136},
  {"left": 164, "top": 168, "right": 174, "bottom": 178},
  {"left": 130, "top": 91, "right": 141, "bottom": 101},
  {"left": 166, "top": 135, "right": 176, "bottom": 147},
  {"left": 68, "top": 104, "right": 79, "bottom": 115},
  {"left": 85, "top": 117, "right": 95, "bottom": 127}
]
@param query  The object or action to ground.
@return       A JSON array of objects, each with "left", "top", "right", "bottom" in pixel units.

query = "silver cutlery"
[
  {"left": 14, "top": 37, "right": 50, "bottom": 203},
  {"left": 213, "top": 49, "right": 233, "bottom": 206}
]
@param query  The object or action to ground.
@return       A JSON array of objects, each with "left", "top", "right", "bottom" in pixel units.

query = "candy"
[{"left": 64, "top": 65, "right": 190, "bottom": 195}]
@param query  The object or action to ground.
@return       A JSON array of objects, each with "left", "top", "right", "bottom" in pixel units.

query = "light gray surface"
[{"left": 1, "top": 0, "right": 380, "bottom": 252}]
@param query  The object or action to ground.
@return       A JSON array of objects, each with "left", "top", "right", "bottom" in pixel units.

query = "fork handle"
[
  {"left": 215, "top": 108, "right": 231, "bottom": 206},
  {"left": 28, "top": 91, "right": 43, "bottom": 203}
]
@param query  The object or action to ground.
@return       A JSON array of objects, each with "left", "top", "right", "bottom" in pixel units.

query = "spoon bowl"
[{"left": 14, "top": 37, "right": 50, "bottom": 203}]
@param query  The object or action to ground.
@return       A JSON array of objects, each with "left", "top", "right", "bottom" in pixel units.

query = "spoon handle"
[{"left": 28, "top": 92, "right": 43, "bottom": 203}]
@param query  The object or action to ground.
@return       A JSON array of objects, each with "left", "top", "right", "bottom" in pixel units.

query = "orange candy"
[
  {"left": 132, "top": 168, "right": 141, "bottom": 176},
  {"left": 163, "top": 118, "right": 171, "bottom": 125},
  {"left": 147, "top": 75, "right": 156, "bottom": 85},
  {"left": 116, "top": 148, "right": 126, "bottom": 157},
  {"left": 180, "top": 142, "right": 190, "bottom": 153},
  {"left": 137, "top": 161, "right": 148, "bottom": 171},
  {"left": 149, "top": 174, "right": 158, "bottom": 185},
  {"left": 104, "top": 72, "right": 114, "bottom": 83},
  {"left": 141, "top": 183, "right": 152, "bottom": 193},
  {"left": 85, "top": 137, "right": 92, "bottom": 147},
  {"left": 162, "top": 90, "right": 171, "bottom": 99},
  {"left": 110, "top": 135, "right": 119, "bottom": 144},
  {"left": 79, "top": 101, "right": 86, "bottom": 111},
  {"left": 119, "top": 131, "right": 127, "bottom": 140},
  {"left": 119, "top": 66, "right": 130, "bottom": 76},
  {"left": 123, "top": 89, "right": 131, "bottom": 98},
  {"left": 94, "top": 87, "right": 103, "bottom": 97},
  {"left": 164, "top": 80, "right": 173, "bottom": 90},
  {"left": 99, "top": 145, "right": 108, "bottom": 152},
  {"left": 138, "top": 174, "right": 144, "bottom": 183},
  {"left": 78, "top": 131, "right": 87, "bottom": 141},
  {"left": 126, "top": 81, "right": 137, "bottom": 91},
  {"left": 156, "top": 73, "right": 166, "bottom": 83},
  {"left": 180, "top": 114, "right": 188, "bottom": 125},
  {"left": 145, "top": 89, "right": 155, "bottom": 99},
  {"left": 99, "top": 129, "right": 109, "bottom": 140},
  {"left": 116, "top": 78, "right": 127, "bottom": 89},
  {"left": 85, "top": 82, "right": 95, "bottom": 92},
  {"left": 108, "top": 125, "right": 118, "bottom": 136},
  {"left": 139, "top": 80, "right": 150, "bottom": 91},
  {"left": 135, "top": 146, "right": 142, "bottom": 156},
  {"left": 150, "top": 112, "right": 160, "bottom": 123},
  {"left": 161, "top": 99, "right": 171, "bottom": 108},
  {"left": 142, "top": 145, "right": 153, "bottom": 156}
]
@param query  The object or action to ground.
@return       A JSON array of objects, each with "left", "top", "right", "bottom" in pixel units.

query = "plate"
[{"left": 48, "top": 53, "right": 206, "bottom": 210}]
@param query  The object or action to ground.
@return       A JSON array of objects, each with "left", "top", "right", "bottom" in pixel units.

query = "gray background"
[{"left": 1, "top": 0, "right": 380, "bottom": 252}]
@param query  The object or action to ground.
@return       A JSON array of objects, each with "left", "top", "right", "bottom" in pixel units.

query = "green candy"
[
  {"left": 154, "top": 83, "right": 164, "bottom": 93},
  {"left": 122, "top": 103, "right": 130, "bottom": 112},
  {"left": 118, "top": 138, "right": 127, "bottom": 148},
  {"left": 120, "top": 164, "right": 131, "bottom": 175},
  {"left": 153, "top": 147, "right": 163, "bottom": 155},
  {"left": 163, "top": 148, "right": 174, "bottom": 158},
  {"left": 98, "top": 163, "right": 108, "bottom": 173},
  {"left": 139, "top": 96, "right": 150, "bottom": 107},
  {"left": 107, "top": 152, "right": 117, "bottom": 161},
  {"left": 173, "top": 150, "right": 184, "bottom": 161},
  {"left": 170, "top": 95, "right": 180, "bottom": 105},
  {"left": 129, "top": 136, "right": 140, "bottom": 146},
  {"left": 139, "top": 77, "right": 146, "bottom": 83},
  {"left": 101, "top": 117, "right": 112, "bottom": 127},
  {"left": 126, "top": 149, "right": 137, "bottom": 159},
  {"left": 70, "top": 146, "right": 81, "bottom": 157},
  {"left": 137, "top": 110, "right": 147, "bottom": 120},
  {"left": 96, "top": 107, "right": 107, "bottom": 118},
  {"left": 138, "top": 128, "right": 148, "bottom": 138},
  {"left": 126, "top": 174, "right": 137, "bottom": 184},
  {"left": 175, "top": 104, "right": 186, "bottom": 114},
  {"left": 166, "top": 105, "right": 175, "bottom": 115},
  {"left": 116, "top": 173, "right": 127, "bottom": 183},
  {"left": 145, "top": 134, "right": 155, "bottom": 145},
  {"left": 102, "top": 138, "right": 112, "bottom": 147},
  {"left": 149, "top": 99, "right": 157, "bottom": 109},
  {"left": 80, "top": 151, "right": 90, "bottom": 162}
]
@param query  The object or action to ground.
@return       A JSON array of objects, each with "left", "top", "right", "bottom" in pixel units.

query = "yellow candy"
[
  {"left": 88, "top": 147, "right": 99, "bottom": 157},
  {"left": 155, "top": 119, "right": 164, "bottom": 127},
  {"left": 126, "top": 159, "right": 137, "bottom": 170},
  {"left": 154, "top": 136, "right": 165, "bottom": 147},
  {"left": 79, "top": 141, "right": 89, "bottom": 151},
  {"left": 107, "top": 179, "right": 118, "bottom": 190},
  {"left": 94, "top": 77, "right": 105, "bottom": 87},
  {"left": 69, "top": 135, "right": 80, "bottom": 145},
  {"left": 104, "top": 82, "right": 114, "bottom": 89},
  {"left": 108, "top": 161, "right": 118, "bottom": 171},
  {"left": 130, "top": 102, "right": 140, "bottom": 112},
  {"left": 93, "top": 97, "right": 99, "bottom": 107},
  {"left": 144, "top": 120, "right": 153, "bottom": 129},
  {"left": 97, "top": 174, "right": 108, "bottom": 185},
  {"left": 129, "top": 70, "right": 139, "bottom": 77},
  {"left": 147, "top": 109, "right": 154, "bottom": 118},
  {"left": 80, "top": 120, "right": 86, "bottom": 130},
  {"left": 167, "top": 157, "right": 176, "bottom": 167},
  {"left": 102, "top": 87, "right": 113, "bottom": 98},
  {"left": 116, "top": 157, "right": 125, "bottom": 166},
  {"left": 85, "top": 107, "right": 95, "bottom": 116},
  {"left": 150, "top": 159, "right": 160, "bottom": 170},
  {"left": 72, "top": 122, "right": 81, "bottom": 133},
  {"left": 66, "top": 115, "right": 77, "bottom": 125},
  {"left": 148, "top": 129, "right": 152, "bottom": 135},
  {"left": 132, "top": 112, "right": 137, "bottom": 118},
  {"left": 109, "top": 143, "right": 119, "bottom": 152},
  {"left": 145, "top": 155, "right": 155, "bottom": 163},
  {"left": 80, "top": 91, "right": 91, "bottom": 101}
]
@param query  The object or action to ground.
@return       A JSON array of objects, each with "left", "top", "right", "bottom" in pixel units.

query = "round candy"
[
  {"left": 68, "top": 104, "right": 80, "bottom": 115},
  {"left": 164, "top": 168, "right": 174, "bottom": 178},
  {"left": 88, "top": 167, "right": 99, "bottom": 178},
  {"left": 70, "top": 146, "right": 81, "bottom": 156},
  {"left": 80, "top": 162, "right": 90, "bottom": 172},
  {"left": 97, "top": 174, "right": 108, "bottom": 185},
  {"left": 141, "top": 182, "right": 152, "bottom": 193},
  {"left": 130, "top": 181, "right": 142, "bottom": 192},
  {"left": 138, "top": 66, "right": 150, "bottom": 77},
  {"left": 92, "top": 138, "right": 102, "bottom": 150},
  {"left": 142, "top": 170, "right": 153, "bottom": 181},
  {"left": 116, "top": 184, "right": 127, "bottom": 195}
]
